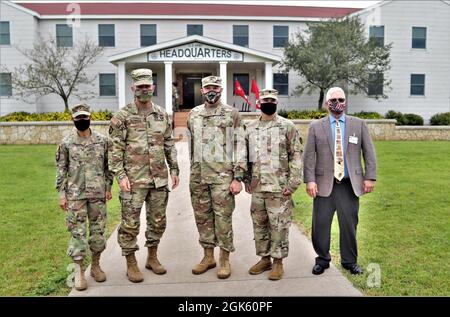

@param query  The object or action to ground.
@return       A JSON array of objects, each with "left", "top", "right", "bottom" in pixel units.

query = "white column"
[
  {"left": 118, "top": 62, "right": 126, "bottom": 109},
  {"left": 265, "top": 62, "right": 273, "bottom": 89},
  {"left": 219, "top": 61, "right": 228, "bottom": 104},
  {"left": 164, "top": 61, "right": 173, "bottom": 115},
  {"left": 256, "top": 68, "right": 263, "bottom": 89}
]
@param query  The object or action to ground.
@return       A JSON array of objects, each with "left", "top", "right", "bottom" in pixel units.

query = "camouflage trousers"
[
  {"left": 250, "top": 192, "right": 293, "bottom": 259},
  {"left": 118, "top": 186, "right": 169, "bottom": 256},
  {"left": 190, "top": 181, "right": 236, "bottom": 252},
  {"left": 66, "top": 199, "right": 107, "bottom": 261}
]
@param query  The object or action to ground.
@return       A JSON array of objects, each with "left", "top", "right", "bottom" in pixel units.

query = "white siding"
[
  {"left": 350, "top": 0, "right": 450, "bottom": 120},
  {"left": 0, "top": 2, "right": 39, "bottom": 115}
]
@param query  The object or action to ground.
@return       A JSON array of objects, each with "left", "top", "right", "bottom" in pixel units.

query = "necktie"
[{"left": 334, "top": 120, "right": 345, "bottom": 181}]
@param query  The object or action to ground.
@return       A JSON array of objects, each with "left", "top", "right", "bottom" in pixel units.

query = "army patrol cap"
[
  {"left": 201, "top": 75, "right": 222, "bottom": 88},
  {"left": 259, "top": 88, "right": 279, "bottom": 101},
  {"left": 131, "top": 68, "right": 153, "bottom": 86},
  {"left": 71, "top": 104, "right": 91, "bottom": 118}
]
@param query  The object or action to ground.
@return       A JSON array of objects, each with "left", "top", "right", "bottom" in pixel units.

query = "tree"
[
  {"left": 2, "top": 33, "right": 103, "bottom": 111},
  {"left": 282, "top": 17, "right": 392, "bottom": 109}
]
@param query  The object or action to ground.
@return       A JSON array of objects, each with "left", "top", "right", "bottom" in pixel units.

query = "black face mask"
[
  {"left": 204, "top": 91, "right": 221, "bottom": 104},
  {"left": 74, "top": 119, "right": 90, "bottom": 131},
  {"left": 260, "top": 102, "right": 277, "bottom": 116}
]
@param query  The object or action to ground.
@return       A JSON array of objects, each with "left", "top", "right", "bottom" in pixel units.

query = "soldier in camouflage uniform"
[
  {"left": 187, "top": 75, "right": 246, "bottom": 279},
  {"left": 244, "top": 89, "right": 303, "bottom": 280},
  {"left": 56, "top": 104, "right": 113, "bottom": 291},
  {"left": 108, "top": 69, "right": 179, "bottom": 283}
]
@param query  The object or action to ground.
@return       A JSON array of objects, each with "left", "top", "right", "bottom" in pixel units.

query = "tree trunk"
[
  {"left": 62, "top": 96, "right": 69, "bottom": 112},
  {"left": 318, "top": 89, "right": 325, "bottom": 110}
]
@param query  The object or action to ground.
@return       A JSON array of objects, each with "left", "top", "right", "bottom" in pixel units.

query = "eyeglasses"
[{"left": 330, "top": 98, "right": 345, "bottom": 103}]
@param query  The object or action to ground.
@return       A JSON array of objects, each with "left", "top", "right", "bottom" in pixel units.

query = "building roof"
[{"left": 14, "top": 1, "right": 361, "bottom": 19}]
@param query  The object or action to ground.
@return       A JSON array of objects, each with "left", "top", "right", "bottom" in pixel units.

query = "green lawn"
[
  {"left": 293, "top": 141, "right": 450, "bottom": 296},
  {"left": 0, "top": 145, "right": 121, "bottom": 296}
]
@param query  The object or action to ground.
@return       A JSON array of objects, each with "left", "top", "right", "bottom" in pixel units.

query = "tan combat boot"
[
  {"left": 192, "top": 248, "right": 216, "bottom": 275},
  {"left": 145, "top": 245, "right": 167, "bottom": 275},
  {"left": 90, "top": 253, "right": 106, "bottom": 282},
  {"left": 248, "top": 256, "right": 272, "bottom": 275},
  {"left": 217, "top": 249, "right": 231, "bottom": 279},
  {"left": 125, "top": 253, "right": 144, "bottom": 283},
  {"left": 268, "top": 258, "right": 284, "bottom": 280},
  {"left": 74, "top": 260, "right": 87, "bottom": 291}
]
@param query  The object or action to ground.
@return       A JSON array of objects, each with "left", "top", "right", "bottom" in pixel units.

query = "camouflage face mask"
[
  {"left": 204, "top": 91, "right": 221, "bottom": 104},
  {"left": 134, "top": 88, "right": 153, "bottom": 102}
]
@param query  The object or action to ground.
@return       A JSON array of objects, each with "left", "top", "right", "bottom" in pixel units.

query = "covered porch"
[{"left": 108, "top": 35, "right": 282, "bottom": 116}]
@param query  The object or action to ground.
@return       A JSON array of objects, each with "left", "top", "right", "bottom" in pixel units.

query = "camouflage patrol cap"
[
  {"left": 259, "top": 88, "right": 278, "bottom": 101},
  {"left": 201, "top": 75, "right": 222, "bottom": 88},
  {"left": 131, "top": 68, "right": 153, "bottom": 86},
  {"left": 70, "top": 104, "right": 91, "bottom": 118}
]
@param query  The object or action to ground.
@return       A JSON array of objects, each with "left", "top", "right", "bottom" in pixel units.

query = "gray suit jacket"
[{"left": 303, "top": 115, "right": 377, "bottom": 197}]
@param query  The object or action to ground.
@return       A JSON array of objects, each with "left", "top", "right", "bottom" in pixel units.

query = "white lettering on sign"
[{"left": 148, "top": 42, "right": 243, "bottom": 61}]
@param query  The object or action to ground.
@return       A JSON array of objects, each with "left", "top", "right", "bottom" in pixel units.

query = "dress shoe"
[
  {"left": 342, "top": 264, "right": 363, "bottom": 275},
  {"left": 312, "top": 263, "right": 329, "bottom": 275}
]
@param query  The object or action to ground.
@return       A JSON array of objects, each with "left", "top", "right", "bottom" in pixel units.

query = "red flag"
[
  {"left": 234, "top": 79, "right": 252, "bottom": 107},
  {"left": 250, "top": 79, "right": 260, "bottom": 109}
]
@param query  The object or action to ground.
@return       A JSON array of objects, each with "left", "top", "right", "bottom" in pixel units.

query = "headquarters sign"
[{"left": 148, "top": 42, "right": 243, "bottom": 62}]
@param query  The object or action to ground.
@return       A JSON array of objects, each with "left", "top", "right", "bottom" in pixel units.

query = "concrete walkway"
[{"left": 70, "top": 142, "right": 361, "bottom": 296}]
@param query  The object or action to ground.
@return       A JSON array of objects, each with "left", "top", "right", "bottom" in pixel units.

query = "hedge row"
[
  {"left": 279, "top": 109, "right": 450, "bottom": 126},
  {"left": 1, "top": 110, "right": 449, "bottom": 126},
  {"left": 278, "top": 110, "right": 384, "bottom": 120},
  {"left": 0, "top": 111, "right": 113, "bottom": 122}
]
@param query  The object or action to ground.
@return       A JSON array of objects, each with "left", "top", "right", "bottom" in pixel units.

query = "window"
[
  {"left": 152, "top": 73, "right": 157, "bottom": 96},
  {"left": 233, "top": 25, "right": 248, "bottom": 47},
  {"left": 412, "top": 27, "right": 426, "bottom": 49},
  {"left": 0, "top": 21, "right": 10, "bottom": 45},
  {"left": 369, "top": 26, "right": 384, "bottom": 47},
  {"left": 273, "top": 25, "right": 288, "bottom": 48},
  {"left": 233, "top": 74, "right": 249, "bottom": 95},
  {"left": 410, "top": 74, "right": 425, "bottom": 96},
  {"left": 99, "top": 24, "right": 115, "bottom": 47},
  {"left": 273, "top": 74, "right": 288, "bottom": 95},
  {"left": 56, "top": 24, "right": 73, "bottom": 47},
  {"left": 187, "top": 24, "right": 203, "bottom": 36},
  {"left": 141, "top": 24, "right": 156, "bottom": 47},
  {"left": 368, "top": 73, "right": 384, "bottom": 96},
  {"left": 99, "top": 74, "right": 116, "bottom": 96},
  {"left": 0, "top": 73, "right": 12, "bottom": 97}
]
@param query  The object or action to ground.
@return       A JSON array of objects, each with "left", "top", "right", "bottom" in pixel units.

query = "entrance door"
[{"left": 182, "top": 73, "right": 211, "bottom": 109}]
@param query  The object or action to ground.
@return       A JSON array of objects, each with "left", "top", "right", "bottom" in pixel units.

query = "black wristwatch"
[{"left": 234, "top": 176, "right": 243, "bottom": 182}]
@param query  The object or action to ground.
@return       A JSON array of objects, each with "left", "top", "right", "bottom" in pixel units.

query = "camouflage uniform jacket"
[
  {"left": 56, "top": 129, "right": 113, "bottom": 200},
  {"left": 187, "top": 102, "right": 246, "bottom": 184},
  {"left": 245, "top": 115, "right": 303, "bottom": 193},
  {"left": 108, "top": 101, "right": 179, "bottom": 189}
]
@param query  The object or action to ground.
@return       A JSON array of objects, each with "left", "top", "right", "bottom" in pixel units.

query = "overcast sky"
[{"left": 14, "top": 0, "right": 382, "bottom": 8}]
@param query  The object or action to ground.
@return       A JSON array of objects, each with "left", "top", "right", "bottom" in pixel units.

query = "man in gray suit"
[{"left": 303, "top": 87, "right": 377, "bottom": 275}]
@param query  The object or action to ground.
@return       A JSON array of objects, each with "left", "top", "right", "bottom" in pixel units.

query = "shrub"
[
  {"left": 402, "top": 113, "right": 424, "bottom": 126},
  {"left": 0, "top": 110, "right": 113, "bottom": 122},
  {"left": 430, "top": 112, "right": 450, "bottom": 126},
  {"left": 286, "top": 109, "right": 328, "bottom": 119},
  {"left": 277, "top": 109, "right": 289, "bottom": 118},
  {"left": 385, "top": 110, "right": 405, "bottom": 125},
  {"left": 385, "top": 110, "right": 424, "bottom": 126},
  {"left": 350, "top": 111, "right": 384, "bottom": 119}
]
